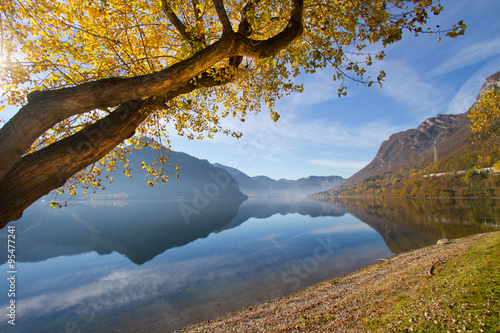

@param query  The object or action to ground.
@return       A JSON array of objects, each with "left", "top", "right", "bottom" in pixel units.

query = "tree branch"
[
  {"left": 0, "top": 0, "right": 307, "bottom": 224},
  {"left": 238, "top": 0, "right": 259, "bottom": 35},
  {"left": 0, "top": 66, "right": 241, "bottom": 226},
  {"left": 212, "top": 0, "right": 233, "bottom": 34},
  {"left": 0, "top": 98, "right": 149, "bottom": 226},
  {"left": 229, "top": 0, "right": 259, "bottom": 68},
  {"left": 236, "top": 0, "right": 303, "bottom": 59},
  {"left": 0, "top": 34, "right": 236, "bottom": 181},
  {"left": 0, "top": 0, "right": 304, "bottom": 183},
  {"left": 191, "top": 0, "right": 207, "bottom": 43},
  {"left": 160, "top": 0, "right": 197, "bottom": 43},
  {"left": 0, "top": 1, "right": 304, "bottom": 183},
  {"left": 192, "top": 0, "right": 203, "bottom": 23}
]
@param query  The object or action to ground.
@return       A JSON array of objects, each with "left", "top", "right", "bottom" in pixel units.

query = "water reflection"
[
  {"left": 321, "top": 197, "right": 500, "bottom": 253},
  {"left": 0, "top": 197, "right": 498, "bottom": 333},
  {"left": 1, "top": 198, "right": 245, "bottom": 265},
  {"left": 216, "top": 197, "right": 345, "bottom": 233},
  {"left": 1, "top": 197, "right": 344, "bottom": 266}
]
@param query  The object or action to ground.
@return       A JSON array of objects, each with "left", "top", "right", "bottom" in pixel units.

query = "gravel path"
[{"left": 177, "top": 232, "right": 492, "bottom": 333}]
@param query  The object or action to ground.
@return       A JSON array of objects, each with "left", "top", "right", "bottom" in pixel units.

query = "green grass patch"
[{"left": 367, "top": 232, "right": 500, "bottom": 332}]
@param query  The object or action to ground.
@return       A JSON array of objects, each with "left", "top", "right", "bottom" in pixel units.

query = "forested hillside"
[
  {"left": 314, "top": 72, "right": 500, "bottom": 199},
  {"left": 318, "top": 142, "right": 499, "bottom": 198}
]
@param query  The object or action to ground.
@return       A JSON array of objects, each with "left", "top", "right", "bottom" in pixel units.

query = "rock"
[
  {"left": 437, "top": 239, "right": 451, "bottom": 245},
  {"left": 338, "top": 71, "right": 500, "bottom": 190}
]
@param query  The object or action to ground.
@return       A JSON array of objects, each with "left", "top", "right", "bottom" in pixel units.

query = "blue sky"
[
  {"left": 2, "top": 0, "right": 500, "bottom": 181},
  {"left": 169, "top": 0, "right": 500, "bottom": 180}
]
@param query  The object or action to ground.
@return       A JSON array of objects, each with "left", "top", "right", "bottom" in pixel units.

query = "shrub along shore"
[{"left": 178, "top": 231, "right": 500, "bottom": 332}]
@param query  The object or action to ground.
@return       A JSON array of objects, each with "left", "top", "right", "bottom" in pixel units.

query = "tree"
[
  {"left": 0, "top": 0, "right": 465, "bottom": 225},
  {"left": 469, "top": 88, "right": 500, "bottom": 148}
]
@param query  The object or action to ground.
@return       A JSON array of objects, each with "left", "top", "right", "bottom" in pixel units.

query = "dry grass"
[
  {"left": 178, "top": 232, "right": 498, "bottom": 333},
  {"left": 367, "top": 231, "right": 500, "bottom": 332}
]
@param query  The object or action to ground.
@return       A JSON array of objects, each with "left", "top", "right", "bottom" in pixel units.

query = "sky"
[
  {"left": 164, "top": 0, "right": 500, "bottom": 180},
  {"left": 2, "top": 0, "right": 500, "bottom": 181}
]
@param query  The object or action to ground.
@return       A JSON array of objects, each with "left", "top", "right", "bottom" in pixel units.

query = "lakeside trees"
[
  {"left": 0, "top": 0, "right": 464, "bottom": 224},
  {"left": 469, "top": 88, "right": 500, "bottom": 149},
  {"left": 318, "top": 144, "right": 500, "bottom": 199}
]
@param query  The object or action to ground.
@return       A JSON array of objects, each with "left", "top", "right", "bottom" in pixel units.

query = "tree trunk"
[
  {"left": 0, "top": 99, "right": 149, "bottom": 226},
  {"left": 0, "top": 0, "right": 304, "bottom": 226}
]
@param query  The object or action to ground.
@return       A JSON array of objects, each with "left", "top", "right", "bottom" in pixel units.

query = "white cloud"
[
  {"left": 447, "top": 57, "right": 500, "bottom": 114},
  {"left": 308, "top": 223, "right": 373, "bottom": 235},
  {"left": 203, "top": 107, "right": 405, "bottom": 170},
  {"left": 276, "top": 118, "right": 405, "bottom": 148},
  {"left": 377, "top": 61, "right": 446, "bottom": 117},
  {"left": 13, "top": 254, "right": 242, "bottom": 320},
  {"left": 289, "top": 69, "right": 342, "bottom": 105},
  {"left": 432, "top": 38, "right": 500, "bottom": 77},
  {"left": 15, "top": 266, "right": 165, "bottom": 319},
  {"left": 307, "top": 159, "right": 369, "bottom": 169}
]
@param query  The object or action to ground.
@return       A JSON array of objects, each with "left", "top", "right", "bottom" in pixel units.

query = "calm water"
[{"left": 0, "top": 197, "right": 498, "bottom": 332}]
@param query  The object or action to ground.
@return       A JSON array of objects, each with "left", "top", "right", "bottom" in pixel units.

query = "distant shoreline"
[{"left": 310, "top": 194, "right": 500, "bottom": 199}]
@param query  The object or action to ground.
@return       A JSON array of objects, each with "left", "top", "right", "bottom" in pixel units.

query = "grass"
[{"left": 366, "top": 232, "right": 500, "bottom": 332}]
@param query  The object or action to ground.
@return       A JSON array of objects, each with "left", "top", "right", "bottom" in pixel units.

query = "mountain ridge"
[
  {"left": 66, "top": 140, "right": 343, "bottom": 201},
  {"left": 75, "top": 139, "right": 247, "bottom": 201},
  {"left": 338, "top": 70, "right": 500, "bottom": 189},
  {"left": 213, "top": 163, "right": 344, "bottom": 196}
]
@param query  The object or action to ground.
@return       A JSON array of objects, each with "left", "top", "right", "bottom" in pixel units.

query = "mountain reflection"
[
  {"left": 1, "top": 197, "right": 498, "bottom": 333},
  {"left": 4, "top": 197, "right": 498, "bottom": 267},
  {"left": 6, "top": 199, "right": 243, "bottom": 265},
  {"left": 319, "top": 197, "right": 500, "bottom": 254},
  {"left": 3, "top": 197, "right": 345, "bottom": 265}
]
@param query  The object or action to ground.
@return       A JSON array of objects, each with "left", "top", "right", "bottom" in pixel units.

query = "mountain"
[
  {"left": 340, "top": 71, "right": 500, "bottom": 189},
  {"left": 213, "top": 163, "right": 344, "bottom": 196},
  {"left": 212, "top": 163, "right": 266, "bottom": 194},
  {"left": 79, "top": 139, "right": 246, "bottom": 201}
]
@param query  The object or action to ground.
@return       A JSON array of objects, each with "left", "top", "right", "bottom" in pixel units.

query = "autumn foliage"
[
  {"left": 469, "top": 88, "right": 500, "bottom": 147},
  {"left": 317, "top": 142, "right": 500, "bottom": 199},
  {"left": 0, "top": 0, "right": 466, "bottom": 223}
]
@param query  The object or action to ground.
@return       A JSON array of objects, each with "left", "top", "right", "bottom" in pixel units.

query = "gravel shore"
[{"left": 177, "top": 232, "right": 494, "bottom": 333}]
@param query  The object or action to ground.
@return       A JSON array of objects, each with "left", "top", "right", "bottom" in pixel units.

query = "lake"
[{"left": 0, "top": 197, "right": 498, "bottom": 332}]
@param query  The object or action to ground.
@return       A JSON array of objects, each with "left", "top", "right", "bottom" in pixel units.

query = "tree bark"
[
  {"left": 0, "top": 0, "right": 304, "bottom": 226},
  {"left": 0, "top": 99, "right": 149, "bottom": 226},
  {"left": 0, "top": 34, "right": 237, "bottom": 181}
]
